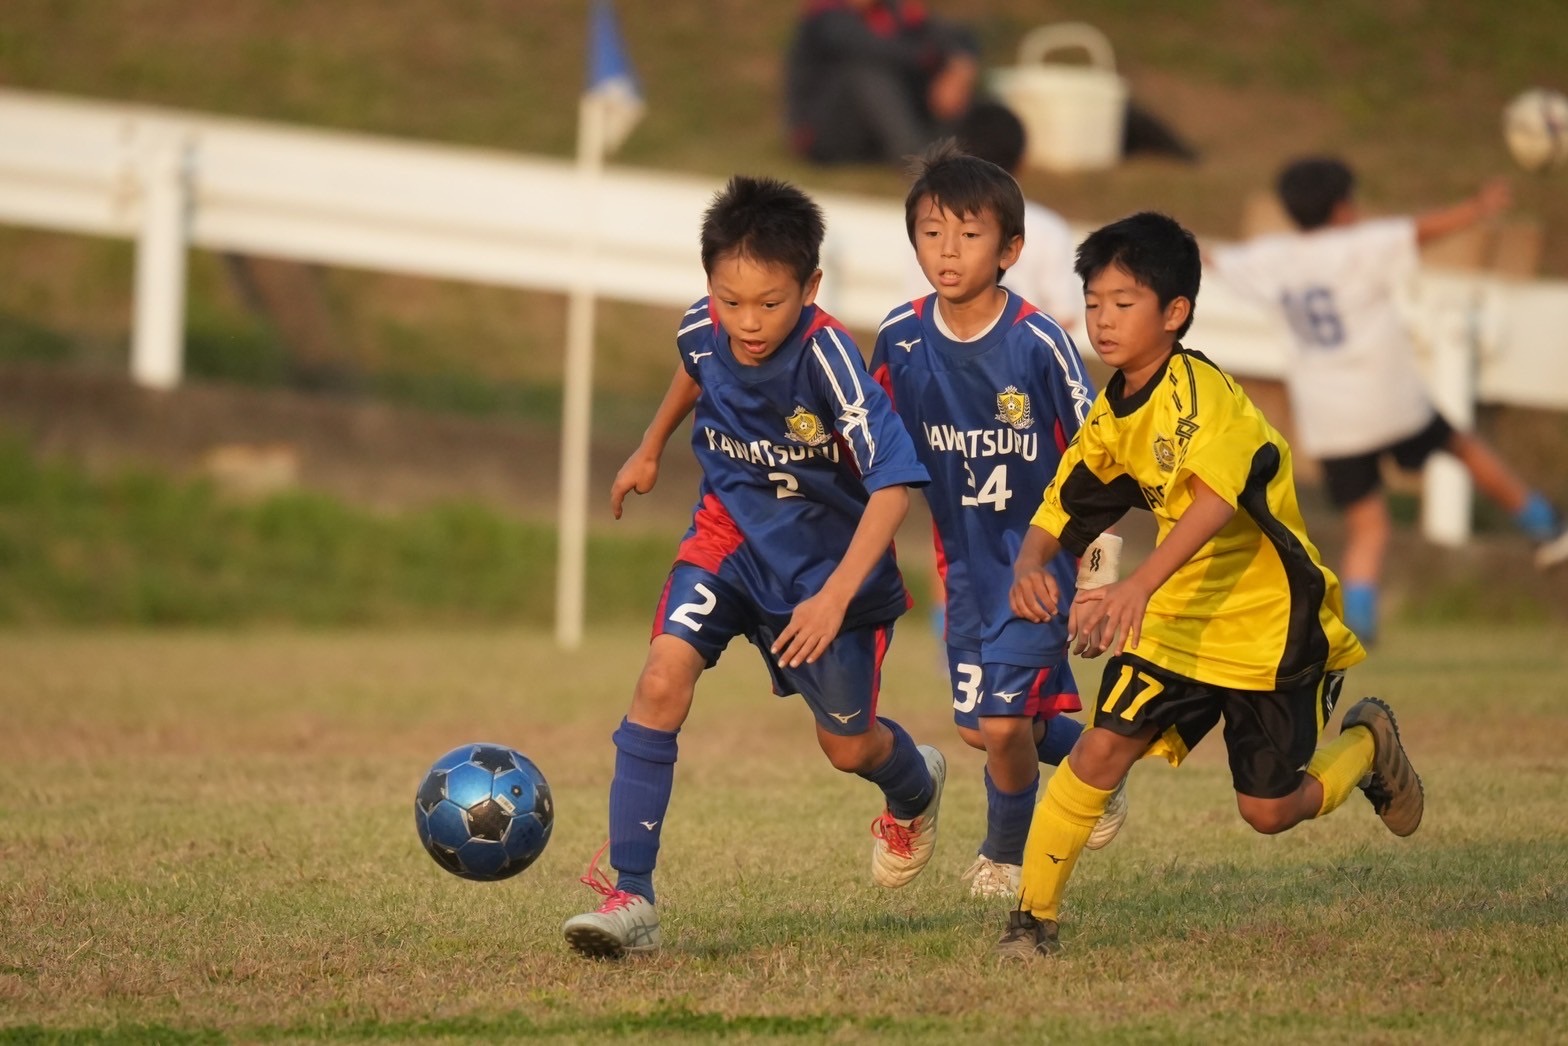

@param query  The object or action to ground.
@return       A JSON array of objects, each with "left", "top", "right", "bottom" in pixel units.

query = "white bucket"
[{"left": 989, "top": 23, "right": 1128, "bottom": 173}]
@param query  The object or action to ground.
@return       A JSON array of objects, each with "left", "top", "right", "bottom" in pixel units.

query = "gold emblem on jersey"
[
  {"left": 1153, "top": 435, "right": 1178, "bottom": 473},
  {"left": 785, "top": 406, "right": 831, "bottom": 446},
  {"left": 995, "top": 387, "right": 1033, "bottom": 431}
]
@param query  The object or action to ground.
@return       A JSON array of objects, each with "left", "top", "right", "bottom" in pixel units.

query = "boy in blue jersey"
[
  {"left": 871, "top": 142, "right": 1127, "bottom": 900},
  {"left": 562, "top": 176, "right": 945, "bottom": 960}
]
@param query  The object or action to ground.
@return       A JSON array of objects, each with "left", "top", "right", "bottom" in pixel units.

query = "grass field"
[{"left": 2, "top": 623, "right": 1565, "bottom": 1043}]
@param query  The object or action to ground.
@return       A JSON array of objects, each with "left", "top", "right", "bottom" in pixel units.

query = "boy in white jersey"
[{"left": 1209, "top": 156, "right": 1568, "bottom": 642}]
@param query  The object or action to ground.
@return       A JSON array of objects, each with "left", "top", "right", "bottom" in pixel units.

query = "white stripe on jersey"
[
  {"left": 683, "top": 304, "right": 706, "bottom": 317},
  {"left": 877, "top": 307, "right": 916, "bottom": 334},
  {"left": 677, "top": 316, "right": 713, "bottom": 337},
  {"left": 812, "top": 326, "right": 874, "bottom": 470},
  {"left": 1025, "top": 319, "right": 1093, "bottom": 426}
]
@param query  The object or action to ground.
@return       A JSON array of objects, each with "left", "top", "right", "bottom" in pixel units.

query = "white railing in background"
[{"left": 2, "top": 86, "right": 1566, "bottom": 548}]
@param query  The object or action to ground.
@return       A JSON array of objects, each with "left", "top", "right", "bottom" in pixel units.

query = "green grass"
[
  {"left": 0, "top": 440, "right": 676, "bottom": 626},
  {"left": 0, "top": 624, "right": 1565, "bottom": 1042}
]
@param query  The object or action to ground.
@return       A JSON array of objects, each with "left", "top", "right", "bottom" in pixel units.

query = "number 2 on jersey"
[{"left": 961, "top": 461, "right": 1012, "bottom": 511}]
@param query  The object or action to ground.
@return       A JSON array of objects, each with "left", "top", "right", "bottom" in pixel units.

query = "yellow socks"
[
  {"left": 1307, "top": 725, "right": 1375, "bottom": 817},
  {"left": 1018, "top": 758, "right": 1115, "bottom": 921}
]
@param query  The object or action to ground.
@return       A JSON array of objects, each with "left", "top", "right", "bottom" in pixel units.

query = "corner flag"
[{"left": 585, "top": 1, "right": 643, "bottom": 156}]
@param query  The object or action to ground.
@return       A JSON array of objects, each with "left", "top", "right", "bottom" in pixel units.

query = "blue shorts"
[
  {"left": 945, "top": 644, "right": 1081, "bottom": 731},
  {"left": 653, "top": 562, "right": 892, "bottom": 736}
]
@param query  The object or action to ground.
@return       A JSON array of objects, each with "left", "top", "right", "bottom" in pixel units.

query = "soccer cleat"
[
  {"left": 994, "top": 909, "right": 1061, "bottom": 960},
  {"left": 1085, "top": 776, "right": 1129, "bottom": 851},
  {"left": 1536, "top": 530, "right": 1568, "bottom": 571},
  {"left": 1340, "top": 697, "right": 1423, "bottom": 837},
  {"left": 961, "top": 854, "right": 1021, "bottom": 898},
  {"left": 561, "top": 844, "right": 661, "bottom": 959},
  {"left": 869, "top": 744, "right": 946, "bottom": 889}
]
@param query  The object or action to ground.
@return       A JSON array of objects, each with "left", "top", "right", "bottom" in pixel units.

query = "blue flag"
[{"left": 585, "top": 0, "right": 643, "bottom": 155}]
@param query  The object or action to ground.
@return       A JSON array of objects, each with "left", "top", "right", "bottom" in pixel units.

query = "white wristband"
[{"left": 1076, "top": 533, "right": 1122, "bottom": 590}]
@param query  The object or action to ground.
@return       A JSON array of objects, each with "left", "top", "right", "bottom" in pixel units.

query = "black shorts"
[
  {"left": 1091, "top": 653, "right": 1345, "bottom": 799},
  {"left": 1319, "top": 412, "right": 1455, "bottom": 508}
]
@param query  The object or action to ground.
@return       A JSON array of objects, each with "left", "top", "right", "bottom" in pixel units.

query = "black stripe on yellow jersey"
[{"left": 1031, "top": 346, "right": 1364, "bottom": 691}]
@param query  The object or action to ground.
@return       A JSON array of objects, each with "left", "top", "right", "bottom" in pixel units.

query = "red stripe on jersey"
[
  {"left": 650, "top": 572, "right": 677, "bottom": 642},
  {"left": 1053, "top": 417, "right": 1068, "bottom": 453},
  {"left": 1013, "top": 299, "right": 1039, "bottom": 324},
  {"left": 911, "top": 296, "right": 929, "bottom": 319},
  {"left": 1026, "top": 666, "right": 1083, "bottom": 717},
  {"left": 872, "top": 361, "right": 894, "bottom": 403},
  {"left": 930, "top": 519, "right": 950, "bottom": 640},
  {"left": 676, "top": 493, "right": 745, "bottom": 574},
  {"left": 868, "top": 624, "right": 890, "bottom": 721},
  {"left": 804, "top": 306, "right": 845, "bottom": 341}
]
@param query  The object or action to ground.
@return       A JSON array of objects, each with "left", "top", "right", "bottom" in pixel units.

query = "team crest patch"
[
  {"left": 1153, "top": 435, "right": 1178, "bottom": 473},
  {"left": 995, "top": 386, "right": 1033, "bottom": 431},
  {"left": 785, "top": 406, "right": 831, "bottom": 446}
]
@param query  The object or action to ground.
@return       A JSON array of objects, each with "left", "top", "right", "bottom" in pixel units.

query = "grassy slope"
[
  {"left": 0, "top": 625, "right": 1564, "bottom": 1041},
  {"left": 1, "top": 0, "right": 1566, "bottom": 420}
]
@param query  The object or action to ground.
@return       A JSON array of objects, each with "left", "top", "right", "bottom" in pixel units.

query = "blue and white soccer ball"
[{"left": 414, "top": 743, "right": 553, "bottom": 881}]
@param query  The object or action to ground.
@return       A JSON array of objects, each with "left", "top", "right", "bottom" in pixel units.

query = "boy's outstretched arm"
[
  {"left": 1009, "top": 524, "right": 1065, "bottom": 623},
  {"left": 1072, "top": 477, "right": 1236, "bottom": 657},
  {"left": 1414, "top": 177, "right": 1511, "bottom": 246},
  {"left": 610, "top": 365, "right": 701, "bottom": 519},
  {"left": 772, "top": 484, "right": 910, "bottom": 668}
]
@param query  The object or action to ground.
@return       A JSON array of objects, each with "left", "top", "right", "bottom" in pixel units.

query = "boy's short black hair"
[
  {"left": 955, "top": 101, "right": 1027, "bottom": 176},
  {"left": 700, "top": 175, "right": 824, "bottom": 286},
  {"left": 1276, "top": 157, "right": 1356, "bottom": 231},
  {"left": 1075, "top": 211, "right": 1201, "bottom": 339},
  {"left": 903, "top": 139, "right": 1026, "bottom": 260}
]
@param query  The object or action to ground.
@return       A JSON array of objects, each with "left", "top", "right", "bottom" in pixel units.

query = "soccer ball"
[
  {"left": 414, "top": 743, "right": 554, "bottom": 881},
  {"left": 1502, "top": 88, "right": 1568, "bottom": 172}
]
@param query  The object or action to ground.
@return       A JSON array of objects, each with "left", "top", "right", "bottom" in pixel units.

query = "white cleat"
[
  {"left": 1536, "top": 530, "right": 1568, "bottom": 571},
  {"left": 870, "top": 744, "right": 946, "bottom": 889},
  {"left": 960, "top": 854, "right": 1021, "bottom": 898},
  {"left": 1085, "top": 776, "right": 1129, "bottom": 851},
  {"left": 562, "top": 890, "right": 661, "bottom": 959}
]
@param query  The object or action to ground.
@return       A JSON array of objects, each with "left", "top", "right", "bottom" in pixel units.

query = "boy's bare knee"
[
  {"left": 978, "top": 716, "right": 1034, "bottom": 749},
  {"left": 1235, "top": 795, "right": 1295, "bottom": 835},
  {"left": 818, "top": 729, "right": 880, "bottom": 773},
  {"left": 954, "top": 724, "right": 986, "bottom": 752}
]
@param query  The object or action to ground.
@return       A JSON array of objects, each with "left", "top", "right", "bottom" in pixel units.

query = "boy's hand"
[
  {"left": 1009, "top": 566, "right": 1061, "bottom": 623},
  {"left": 1068, "top": 579, "right": 1150, "bottom": 658},
  {"left": 610, "top": 453, "right": 659, "bottom": 519},
  {"left": 772, "top": 589, "right": 850, "bottom": 668}
]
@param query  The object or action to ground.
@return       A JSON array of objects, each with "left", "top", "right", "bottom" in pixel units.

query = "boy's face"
[
  {"left": 911, "top": 197, "right": 1021, "bottom": 307},
  {"left": 708, "top": 252, "right": 820, "bottom": 366},
  {"left": 1083, "top": 263, "right": 1190, "bottom": 390}
]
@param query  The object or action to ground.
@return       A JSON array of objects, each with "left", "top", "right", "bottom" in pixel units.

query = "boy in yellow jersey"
[{"left": 994, "top": 212, "right": 1424, "bottom": 959}]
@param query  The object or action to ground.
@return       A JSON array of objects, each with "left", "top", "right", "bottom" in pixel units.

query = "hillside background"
[{"left": 0, "top": 0, "right": 1565, "bottom": 624}]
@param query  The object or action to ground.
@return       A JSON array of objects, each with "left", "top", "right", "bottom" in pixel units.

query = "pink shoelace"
[
  {"left": 870, "top": 812, "right": 916, "bottom": 858},
  {"left": 580, "top": 839, "right": 639, "bottom": 913}
]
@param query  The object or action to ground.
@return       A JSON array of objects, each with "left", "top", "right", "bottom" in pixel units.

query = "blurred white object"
[
  {"left": 989, "top": 23, "right": 1128, "bottom": 173},
  {"left": 1503, "top": 87, "right": 1568, "bottom": 172}
]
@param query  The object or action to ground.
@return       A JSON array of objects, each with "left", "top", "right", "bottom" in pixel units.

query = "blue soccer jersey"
[
  {"left": 673, "top": 297, "right": 930, "bottom": 629},
  {"left": 871, "top": 292, "right": 1095, "bottom": 666}
]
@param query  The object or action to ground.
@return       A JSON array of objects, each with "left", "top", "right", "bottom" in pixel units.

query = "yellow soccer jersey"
[{"left": 1032, "top": 346, "right": 1365, "bottom": 691}]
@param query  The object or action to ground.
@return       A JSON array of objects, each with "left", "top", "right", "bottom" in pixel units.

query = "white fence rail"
[{"left": 2, "top": 86, "right": 1566, "bottom": 545}]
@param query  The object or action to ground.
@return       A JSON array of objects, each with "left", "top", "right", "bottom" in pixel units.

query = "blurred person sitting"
[
  {"left": 785, "top": 0, "right": 979, "bottom": 166},
  {"left": 1208, "top": 156, "right": 1568, "bottom": 644}
]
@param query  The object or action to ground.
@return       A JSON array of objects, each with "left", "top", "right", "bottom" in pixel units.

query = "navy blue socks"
[
  {"left": 857, "top": 717, "right": 932, "bottom": 819},
  {"left": 1036, "top": 713, "right": 1083, "bottom": 766},
  {"left": 608, "top": 717, "right": 679, "bottom": 904},
  {"left": 980, "top": 767, "right": 1039, "bottom": 865}
]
